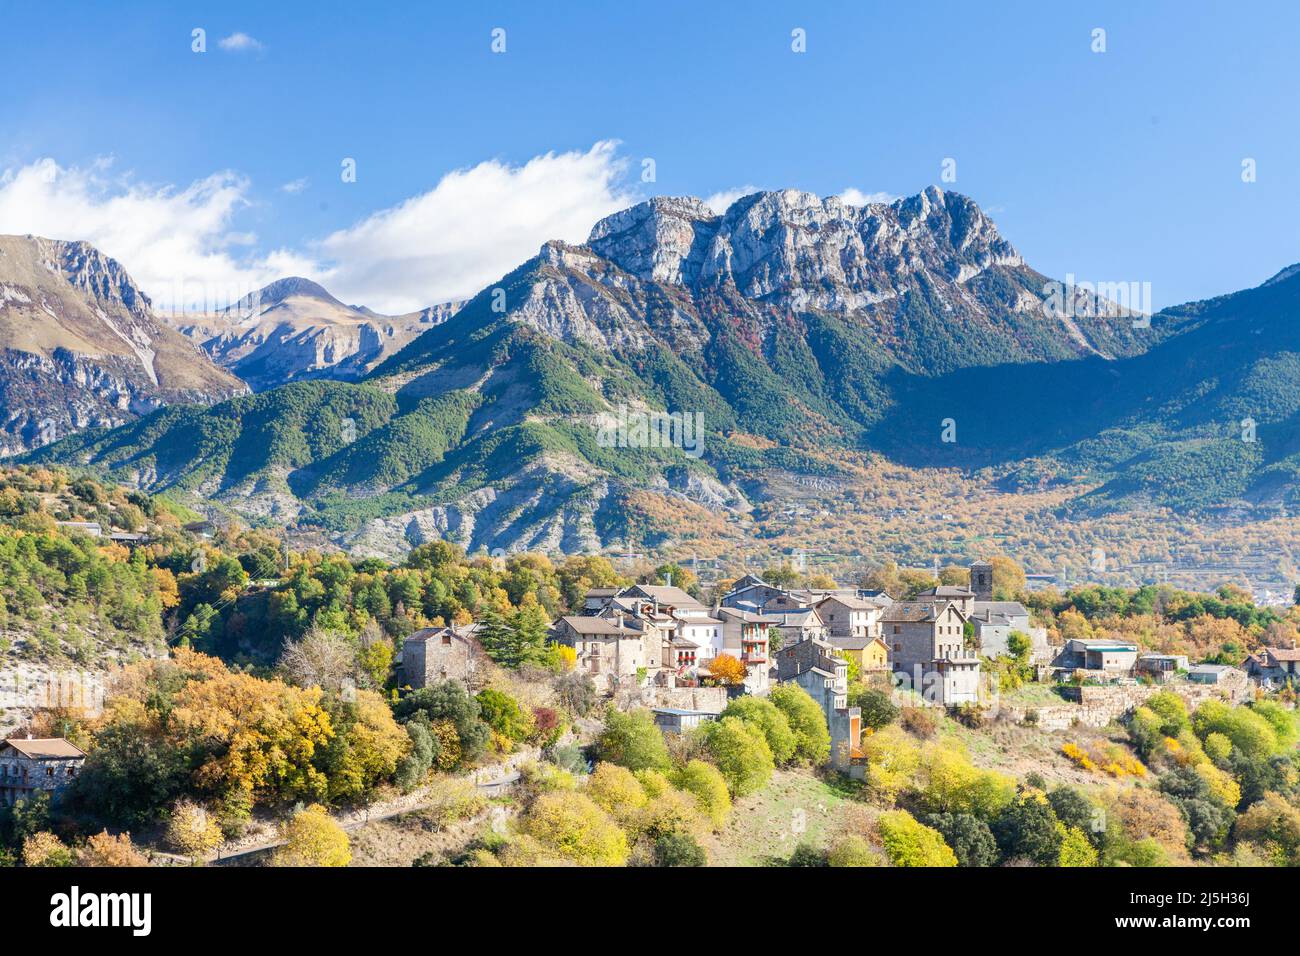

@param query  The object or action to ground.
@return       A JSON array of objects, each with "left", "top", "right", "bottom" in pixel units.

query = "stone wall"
[
  {"left": 1001, "top": 677, "right": 1251, "bottom": 732},
  {"left": 619, "top": 685, "right": 729, "bottom": 715}
]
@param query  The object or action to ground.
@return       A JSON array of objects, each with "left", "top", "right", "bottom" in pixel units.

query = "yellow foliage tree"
[{"left": 272, "top": 804, "right": 351, "bottom": 867}]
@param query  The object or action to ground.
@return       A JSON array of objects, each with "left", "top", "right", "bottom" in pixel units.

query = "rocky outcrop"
[{"left": 0, "top": 234, "right": 247, "bottom": 454}]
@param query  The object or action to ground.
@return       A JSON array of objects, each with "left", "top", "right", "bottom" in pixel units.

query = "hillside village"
[{"left": 0, "top": 464, "right": 1297, "bottom": 870}]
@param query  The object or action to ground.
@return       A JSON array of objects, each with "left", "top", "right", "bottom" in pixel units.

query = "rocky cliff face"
[
  {"left": 171, "top": 277, "right": 463, "bottom": 391},
  {"left": 0, "top": 235, "right": 247, "bottom": 455}
]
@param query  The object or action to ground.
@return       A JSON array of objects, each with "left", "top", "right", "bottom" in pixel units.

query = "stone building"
[
  {"left": 552, "top": 614, "right": 648, "bottom": 689},
  {"left": 969, "top": 561, "right": 994, "bottom": 601},
  {"left": 402, "top": 625, "right": 486, "bottom": 689},
  {"left": 0, "top": 737, "right": 86, "bottom": 806},
  {"left": 881, "top": 600, "right": 980, "bottom": 705}
]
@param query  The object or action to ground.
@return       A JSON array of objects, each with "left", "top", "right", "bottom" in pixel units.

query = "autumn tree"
[
  {"left": 79, "top": 830, "right": 148, "bottom": 867},
  {"left": 705, "top": 653, "right": 747, "bottom": 687},
  {"left": 272, "top": 804, "right": 351, "bottom": 867},
  {"left": 700, "top": 716, "right": 774, "bottom": 796},
  {"left": 167, "top": 799, "right": 223, "bottom": 862}
]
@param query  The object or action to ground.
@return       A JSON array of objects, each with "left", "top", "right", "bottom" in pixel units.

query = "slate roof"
[{"left": 3, "top": 737, "right": 86, "bottom": 760}]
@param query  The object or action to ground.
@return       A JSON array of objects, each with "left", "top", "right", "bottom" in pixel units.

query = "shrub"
[
  {"left": 921, "top": 812, "right": 999, "bottom": 867},
  {"left": 586, "top": 763, "right": 647, "bottom": 826},
  {"left": 670, "top": 760, "right": 732, "bottom": 828},
  {"left": 721, "top": 696, "right": 797, "bottom": 764},
  {"left": 853, "top": 688, "right": 899, "bottom": 730},
  {"left": 899, "top": 706, "right": 937, "bottom": 739},
  {"left": 1058, "top": 825, "right": 1099, "bottom": 867},
  {"left": 827, "top": 833, "right": 879, "bottom": 867},
  {"left": 514, "top": 791, "right": 629, "bottom": 867},
  {"left": 787, "top": 842, "right": 828, "bottom": 867},
  {"left": 700, "top": 716, "right": 774, "bottom": 796},
  {"left": 166, "top": 799, "right": 222, "bottom": 862},
  {"left": 770, "top": 684, "right": 831, "bottom": 765},
  {"left": 653, "top": 831, "right": 706, "bottom": 867},
  {"left": 877, "top": 810, "right": 957, "bottom": 867},
  {"left": 991, "top": 794, "right": 1063, "bottom": 865},
  {"left": 594, "top": 708, "right": 671, "bottom": 772}
]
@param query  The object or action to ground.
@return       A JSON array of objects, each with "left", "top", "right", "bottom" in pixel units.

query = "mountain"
[
  {"left": 167, "top": 277, "right": 462, "bottom": 391},
  {"left": 28, "top": 187, "right": 1284, "bottom": 559},
  {"left": 0, "top": 234, "right": 247, "bottom": 456}
]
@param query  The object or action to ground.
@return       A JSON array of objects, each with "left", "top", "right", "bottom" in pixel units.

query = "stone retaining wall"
[{"left": 1002, "top": 678, "right": 1251, "bottom": 732}]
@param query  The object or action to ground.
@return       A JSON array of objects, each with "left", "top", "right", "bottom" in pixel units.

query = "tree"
[
  {"left": 554, "top": 671, "right": 598, "bottom": 717},
  {"left": 272, "top": 804, "right": 351, "bottom": 867},
  {"left": 476, "top": 688, "right": 536, "bottom": 745},
  {"left": 654, "top": 831, "right": 706, "bottom": 866},
  {"left": 770, "top": 684, "right": 831, "bottom": 765},
  {"left": 79, "top": 830, "right": 148, "bottom": 867},
  {"left": 1058, "top": 826, "right": 1099, "bottom": 867},
  {"left": 167, "top": 799, "right": 222, "bottom": 862},
  {"left": 700, "top": 716, "right": 774, "bottom": 796},
  {"left": 852, "top": 688, "right": 899, "bottom": 730},
  {"left": 1234, "top": 792, "right": 1300, "bottom": 864},
  {"left": 279, "top": 627, "right": 358, "bottom": 694},
  {"left": 706, "top": 653, "right": 747, "bottom": 687},
  {"left": 321, "top": 689, "right": 411, "bottom": 802},
  {"left": 720, "top": 696, "right": 797, "bottom": 764},
  {"left": 991, "top": 794, "right": 1063, "bottom": 865},
  {"left": 877, "top": 810, "right": 958, "bottom": 867},
  {"left": 670, "top": 760, "right": 732, "bottom": 828},
  {"left": 513, "top": 791, "right": 628, "bottom": 866},
  {"left": 21, "top": 831, "right": 74, "bottom": 867},
  {"left": 594, "top": 708, "right": 671, "bottom": 772},
  {"left": 921, "top": 812, "right": 999, "bottom": 867},
  {"left": 585, "top": 763, "right": 648, "bottom": 827},
  {"left": 394, "top": 680, "right": 491, "bottom": 767}
]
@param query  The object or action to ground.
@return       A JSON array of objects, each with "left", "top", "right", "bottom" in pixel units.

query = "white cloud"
[
  {"left": 703, "top": 185, "right": 761, "bottom": 214},
  {"left": 218, "top": 32, "right": 264, "bottom": 53},
  {"left": 313, "top": 140, "right": 636, "bottom": 312},
  {"left": 0, "top": 157, "right": 289, "bottom": 313},
  {"left": 0, "top": 142, "right": 638, "bottom": 315},
  {"left": 838, "top": 188, "right": 897, "bottom": 206},
  {"left": 280, "top": 178, "right": 309, "bottom": 194}
]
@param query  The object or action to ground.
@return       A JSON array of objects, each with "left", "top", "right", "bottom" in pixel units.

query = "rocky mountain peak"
[
  {"left": 577, "top": 188, "right": 1022, "bottom": 308},
  {"left": 233, "top": 276, "right": 343, "bottom": 314}
]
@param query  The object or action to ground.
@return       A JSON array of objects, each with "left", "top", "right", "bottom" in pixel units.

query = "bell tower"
[{"left": 970, "top": 561, "right": 993, "bottom": 602}]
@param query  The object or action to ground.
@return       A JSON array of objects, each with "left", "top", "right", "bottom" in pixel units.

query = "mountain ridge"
[{"left": 24, "top": 187, "right": 1293, "bottom": 558}]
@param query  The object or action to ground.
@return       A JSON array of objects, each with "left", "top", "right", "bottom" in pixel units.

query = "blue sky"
[{"left": 1, "top": 1, "right": 1297, "bottom": 313}]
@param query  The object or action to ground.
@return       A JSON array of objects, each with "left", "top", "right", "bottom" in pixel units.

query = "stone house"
[
  {"left": 1187, "top": 663, "right": 1245, "bottom": 685},
  {"left": 716, "top": 607, "right": 774, "bottom": 693},
  {"left": 814, "top": 595, "right": 883, "bottom": 641},
  {"left": 881, "top": 600, "right": 980, "bottom": 705},
  {"left": 0, "top": 737, "right": 86, "bottom": 806},
  {"left": 968, "top": 600, "right": 1051, "bottom": 660},
  {"left": 913, "top": 585, "right": 975, "bottom": 618},
  {"left": 552, "top": 615, "right": 648, "bottom": 689},
  {"left": 827, "top": 635, "right": 890, "bottom": 673},
  {"left": 1245, "top": 646, "right": 1300, "bottom": 688},
  {"left": 1136, "top": 653, "right": 1190, "bottom": 681},
  {"left": 775, "top": 637, "right": 862, "bottom": 770},
  {"left": 765, "top": 607, "right": 827, "bottom": 648},
  {"left": 402, "top": 625, "right": 486, "bottom": 689}
]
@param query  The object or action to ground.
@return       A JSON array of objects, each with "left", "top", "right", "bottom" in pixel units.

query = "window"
[{"left": 441, "top": 634, "right": 452, "bottom": 646}]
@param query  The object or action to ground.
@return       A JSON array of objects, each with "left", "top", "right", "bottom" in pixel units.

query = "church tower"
[{"left": 970, "top": 560, "right": 993, "bottom": 602}]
